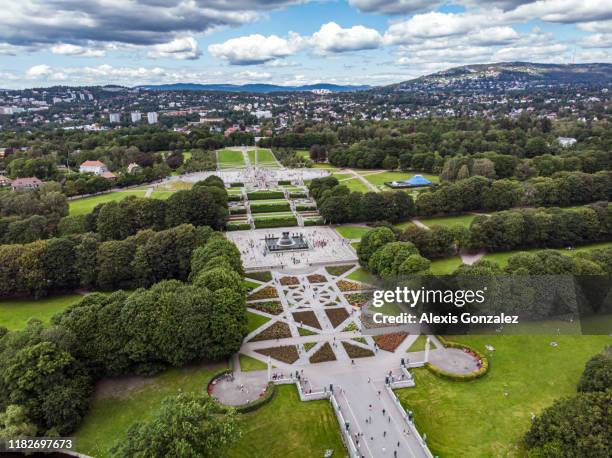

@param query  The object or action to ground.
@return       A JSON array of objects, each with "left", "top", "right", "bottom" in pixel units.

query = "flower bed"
[
  {"left": 373, "top": 332, "right": 409, "bottom": 352},
  {"left": 256, "top": 345, "right": 299, "bottom": 364},
  {"left": 337, "top": 280, "right": 363, "bottom": 292},
  {"left": 280, "top": 276, "right": 299, "bottom": 285},
  {"left": 325, "top": 307, "right": 350, "bottom": 328},
  {"left": 292, "top": 310, "right": 322, "bottom": 329},
  {"left": 345, "top": 292, "right": 371, "bottom": 307},
  {"left": 249, "top": 321, "right": 291, "bottom": 342},
  {"left": 342, "top": 341, "right": 374, "bottom": 358},
  {"left": 304, "top": 342, "right": 317, "bottom": 352},
  {"left": 249, "top": 301, "right": 283, "bottom": 315},
  {"left": 343, "top": 322, "right": 357, "bottom": 332},
  {"left": 309, "top": 342, "right": 337, "bottom": 363},
  {"left": 248, "top": 286, "right": 279, "bottom": 300},
  {"left": 307, "top": 274, "right": 326, "bottom": 283}
]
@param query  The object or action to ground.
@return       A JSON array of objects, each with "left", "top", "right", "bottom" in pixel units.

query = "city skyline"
[{"left": 0, "top": 0, "right": 611, "bottom": 89}]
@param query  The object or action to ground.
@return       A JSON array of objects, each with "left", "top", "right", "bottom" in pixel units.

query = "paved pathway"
[{"left": 347, "top": 168, "right": 380, "bottom": 192}]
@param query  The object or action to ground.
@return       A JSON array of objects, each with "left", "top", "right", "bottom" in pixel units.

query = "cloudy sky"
[{"left": 0, "top": 0, "right": 610, "bottom": 89}]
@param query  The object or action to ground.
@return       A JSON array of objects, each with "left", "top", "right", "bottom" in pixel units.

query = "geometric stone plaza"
[{"left": 214, "top": 227, "right": 480, "bottom": 458}]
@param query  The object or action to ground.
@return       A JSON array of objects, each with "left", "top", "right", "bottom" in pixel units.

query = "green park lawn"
[
  {"left": 227, "top": 385, "right": 346, "bottom": 458},
  {"left": 483, "top": 241, "right": 612, "bottom": 267},
  {"left": 406, "top": 335, "right": 428, "bottom": 352},
  {"left": 332, "top": 173, "right": 353, "bottom": 181},
  {"left": 218, "top": 149, "right": 246, "bottom": 168},
  {"left": 256, "top": 149, "right": 279, "bottom": 166},
  {"left": 363, "top": 171, "right": 439, "bottom": 188},
  {"left": 343, "top": 178, "right": 370, "bottom": 193},
  {"left": 247, "top": 311, "right": 271, "bottom": 333},
  {"left": 346, "top": 267, "right": 375, "bottom": 284},
  {"left": 0, "top": 294, "right": 83, "bottom": 330},
  {"left": 150, "top": 190, "right": 174, "bottom": 200},
  {"left": 239, "top": 353, "right": 267, "bottom": 372},
  {"left": 74, "top": 361, "right": 226, "bottom": 458},
  {"left": 295, "top": 150, "right": 310, "bottom": 159},
  {"left": 335, "top": 225, "right": 371, "bottom": 240},
  {"left": 428, "top": 256, "right": 464, "bottom": 275},
  {"left": 69, "top": 190, "right": 147, "bottom": 216},
  {"left": 396, "top": 334, "right": 611, "bottom": 457},
  {"left": 420, "top": 214, "right": 477, "bottom": 229}
]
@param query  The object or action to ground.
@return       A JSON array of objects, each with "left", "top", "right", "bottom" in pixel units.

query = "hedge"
[
  {"left": 247, "top": 191, "right": 285, "bottom": 200},
  {"left": 234, "top": 382, "right": 277, "bottom": 413},
  {"left": 251, "top": 202, "right": 291, "bottom": 213},
  {"left": 227, "top": 222, "right": 251, "bottom": 231},
  {"left": 254, "top": 216, "right": 298, "bottom": 228},
  {"left": 228, "top": 194, "right": 243, "bottom": 202},
  {"left": 230, "top": 207, "right": 247, "bottom": 214},
  {"left": 296, "top": 204, "right": 316, "bottom": 211},
  {"left": 278, "top": 180, "right": 291, "bottom": 185},
  {"left": 230, "top": 182, "right": 244, "bottom": 187},
  {"left": 425, "top": 336, "right": 489, "bottom": 381},
  {"left": 304, "top": 218, "right": 324, "bottom": 226},
  {"left": 290, "top": 192, "right": 307, "bottom": 198}
]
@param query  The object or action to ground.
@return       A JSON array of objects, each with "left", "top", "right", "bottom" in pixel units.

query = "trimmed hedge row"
[
  {"left": 278, "top": 180, "right": 291, "bottom": 185},
  {"left": 296, "top": 204, "right": 316, "bottom": 211},
  {"left": 248, "top": 191, "right": 285, "bottom": 200},
  {"left": 228, "top": 194, "right": 243, "bottom": 202},
  {"left": 290, "top": 192, "right": 307, "bottom": 198},
  {"left": 251, "top": 202, "right": 291, "bottom": 213},
  {"left": 230, "top": 207, "right": 247, "bottom": 214},
  {"left": 425, "top": 336, "right": 489, "bottom": 381},
  {"left": 254, "top": 216, "right": 298, "bottom": 228},
  {"left": 304, "top": 218, "right": 324, "bottom": 226},
  {"left": 227, "top": 222, "right": 251, "bottom": 231},
  {"left": 230, "top": 182, "right": 244, "bottom": 187}
]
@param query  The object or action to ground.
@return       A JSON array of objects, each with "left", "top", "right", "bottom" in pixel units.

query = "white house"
[
  {"left": 557, "top": 137, "right": 577, "bottom": 148},
  {"left": 79, "top": 160, "right": 109, "bottom": 175},
  {"left": 109, "top": 113, "right": 121, "bottom": 123},
  {"left": 147, "top": 112, "right": 158, "bottom": 124},
  {"left": 131, "top": 111, "right": 142, "bottom": 123}
]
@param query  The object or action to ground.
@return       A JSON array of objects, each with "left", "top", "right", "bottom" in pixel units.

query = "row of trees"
[
  {"left": 0, "top": 234, "right": 247, "bottom": 436},
  {"left": 309, "top": 177, "right": 415, "bottom": 224}
]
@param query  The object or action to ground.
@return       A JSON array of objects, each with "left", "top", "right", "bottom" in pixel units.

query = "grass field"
[
  {"left": 0, "top": 294, "right": 83, "bottom": 330},
  {"left": 362, "top": 171, "right": 439, "bottom": 188},
  {"left": 295, "top": 150, "right": 310, "bottom": 159},
  {"left": 394, "top": 220, "right": 416, "bottom": 230},
  {"left": 150, "top": 190, "right": 174, "bottom": 200},
  {"left": 335, "top": 225, "right": 371, "bottom": 240},
  {"left": 218, "top": 149, "right": 246, "bottom": 168},
  {"left": 420, "top": 214, "right": 477, "bottom": 229},
  {"left": 239, "top": 353, "right": 267, "bottom": 372},
  {"left": 483, "top": 241, "right": 612, "bottom": 267},
  {"left": 227, "top": 385, "right": 346, "bottom": 458},
  {"left": 428, "top": 256, "right": 464, "bottom": 275},
  {"left": 396, "top": 334, "right": 611, "bottom": 457},
  {"left": 75, "top": 362, "right": 225, "bottom": 457},
  {"left": 343, "top": 178, "right": 370, "bottom": 193},
  {"left": 247, "top": 311, "right": 271, "bottom": 333},
  {"left": 332, "top": 173, "right": 353, "bottom": 181},
  {"left": 406, "top": 335, "right": 428, "bottom": 352},
  {"left": 69, "top": 190, "right": 146, "bottom": 215},
  {"left": 346, "top": 267, "right": 376, "bottom": 284},
  {"left": 256, "top": 149, "right": 280, "bottom": 167}
]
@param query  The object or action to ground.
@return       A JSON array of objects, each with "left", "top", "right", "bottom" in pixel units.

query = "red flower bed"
[
  {"left": 373, "top": 332, "right": 409, "bottom": 352},
  {"left": 325, "top": 307, "right": 350, "bottom": 328},
  {"left": 337, "top": 280, "right": 363, "bottom": 292},
  {"left": 280, "top": 276, "right": 299, "bottom": 286},
  {"left": 307, "top": 274, "right": 326, "bottom": 283},
  {"left": 249, "top": 321, "right": 291, "bottom": 342},
  {"left": 292, "top": 310, "right": 322, "bottom": 329},
  {"left": 256, "top": 345, "right": 299, "bottom": 364}
]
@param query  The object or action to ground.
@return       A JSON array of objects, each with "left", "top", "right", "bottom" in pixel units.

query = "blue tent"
[{"left": 403, "top": 175, "right": 432, "bottom": 187}]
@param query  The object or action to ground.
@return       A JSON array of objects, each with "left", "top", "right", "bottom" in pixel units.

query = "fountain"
[{"left": 264, "top": 231, "right": 310, "bottom": 252}]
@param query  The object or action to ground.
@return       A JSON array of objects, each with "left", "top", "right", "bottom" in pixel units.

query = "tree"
[
  {"left": 368, "top": 241, "right": 420, "bottom": 277},
  {"left": 111, "top": 393, "right": 240, "bottom": 458},
  {"left": 0, "top": 405, "right": 37, "bottom": 438},
  {"left": 382, "top": 155, "right": 398, "bottom": 170},
  {"left": 357, "top": 227, "right": 396, "bottom": 266},
  {"left": 194, "top": 267, "right": 243, "bottom": 293},
  {"left": 578, "top": 346, "right": 611, "bottom": 393}
]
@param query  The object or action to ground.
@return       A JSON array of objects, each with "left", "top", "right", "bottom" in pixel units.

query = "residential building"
[
  {"left": 109, "top": 112, "right": 121, "bottom": 123},
  {"left": 79, "top": 160, "right": 109, "bottom": 175},
  {"left": 557, "top": 136, "right": 577, "bottom": 148},
  {"left": 11, "top": 177, "right": 42, "bottom": 191},
  {"left": 131, "top": 111, "right": 142, "bottom": 123},
  {"left": 147, "top": 112, "right": 158, "bottom": 124}
]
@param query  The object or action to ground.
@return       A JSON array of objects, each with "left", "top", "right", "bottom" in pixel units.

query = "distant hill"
[
  {"left": 136, "top": 83, "right": 370, "bottom": 93},
  {"left": 387, "top": 62, "right": 612, "bottom": 90}
]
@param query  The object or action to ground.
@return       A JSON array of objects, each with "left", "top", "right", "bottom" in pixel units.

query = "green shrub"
[
  {"left": 425, "top": 336, "right": 489, "bottom": 381},
  {"left": 227, "top": 222, "right": 251, "bottom": 231},
  {"left": 296, "top": 204, "right": 315, "bottom": 211},
  {"left": 247, "top": 191, "right": 285, "bottom": 200},
  {"left": 230, "top": 182, "right": 244, "bottom": 187},
  {"left": 250, "top": 202, "right": 290, "bottom": 213},
  {"left": 290, "top": 192, "right": 307, "bottom": 198},
  {"left": 304, "top": 218, "right": 323, "bottom": 226},
  {"left": 254, "top": 216, "right": 297, "bottom": 228},
  {"left": 278, "top": 180, "right": 291, "bottom": 185},
  {"left": 230, "top": 207, "right": 247, "bottom": 215},
  {"left": 228, "top": 194, "right": 243, "bottom": 202}
]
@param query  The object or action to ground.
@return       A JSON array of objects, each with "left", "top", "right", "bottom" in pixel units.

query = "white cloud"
[
  {"left": 348, "top": 0, "right": 439, "bottom": 15},
  {"left": 310, "top": 22, "right": 382, "bottom": 53},
  {"left": 237, "top": 70, "right": 272, "bottom": 80},
  {"left": 25, "top": 64, "right": 53, "bottom": 79},
  {"left": 208, "top": 33, "right": 304, "bottom": 64},
  {"left": 505, "top": 0, "right": 612, "bottom": 23},
  {"left": 51, "top": 43, "right": 106, "bottom": 57},
  {"left": 579, "top": 33, "right": 612, "bottom": 48},
  {"left": 148, "top": 37, "right": 201, "bottom": 60}
]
